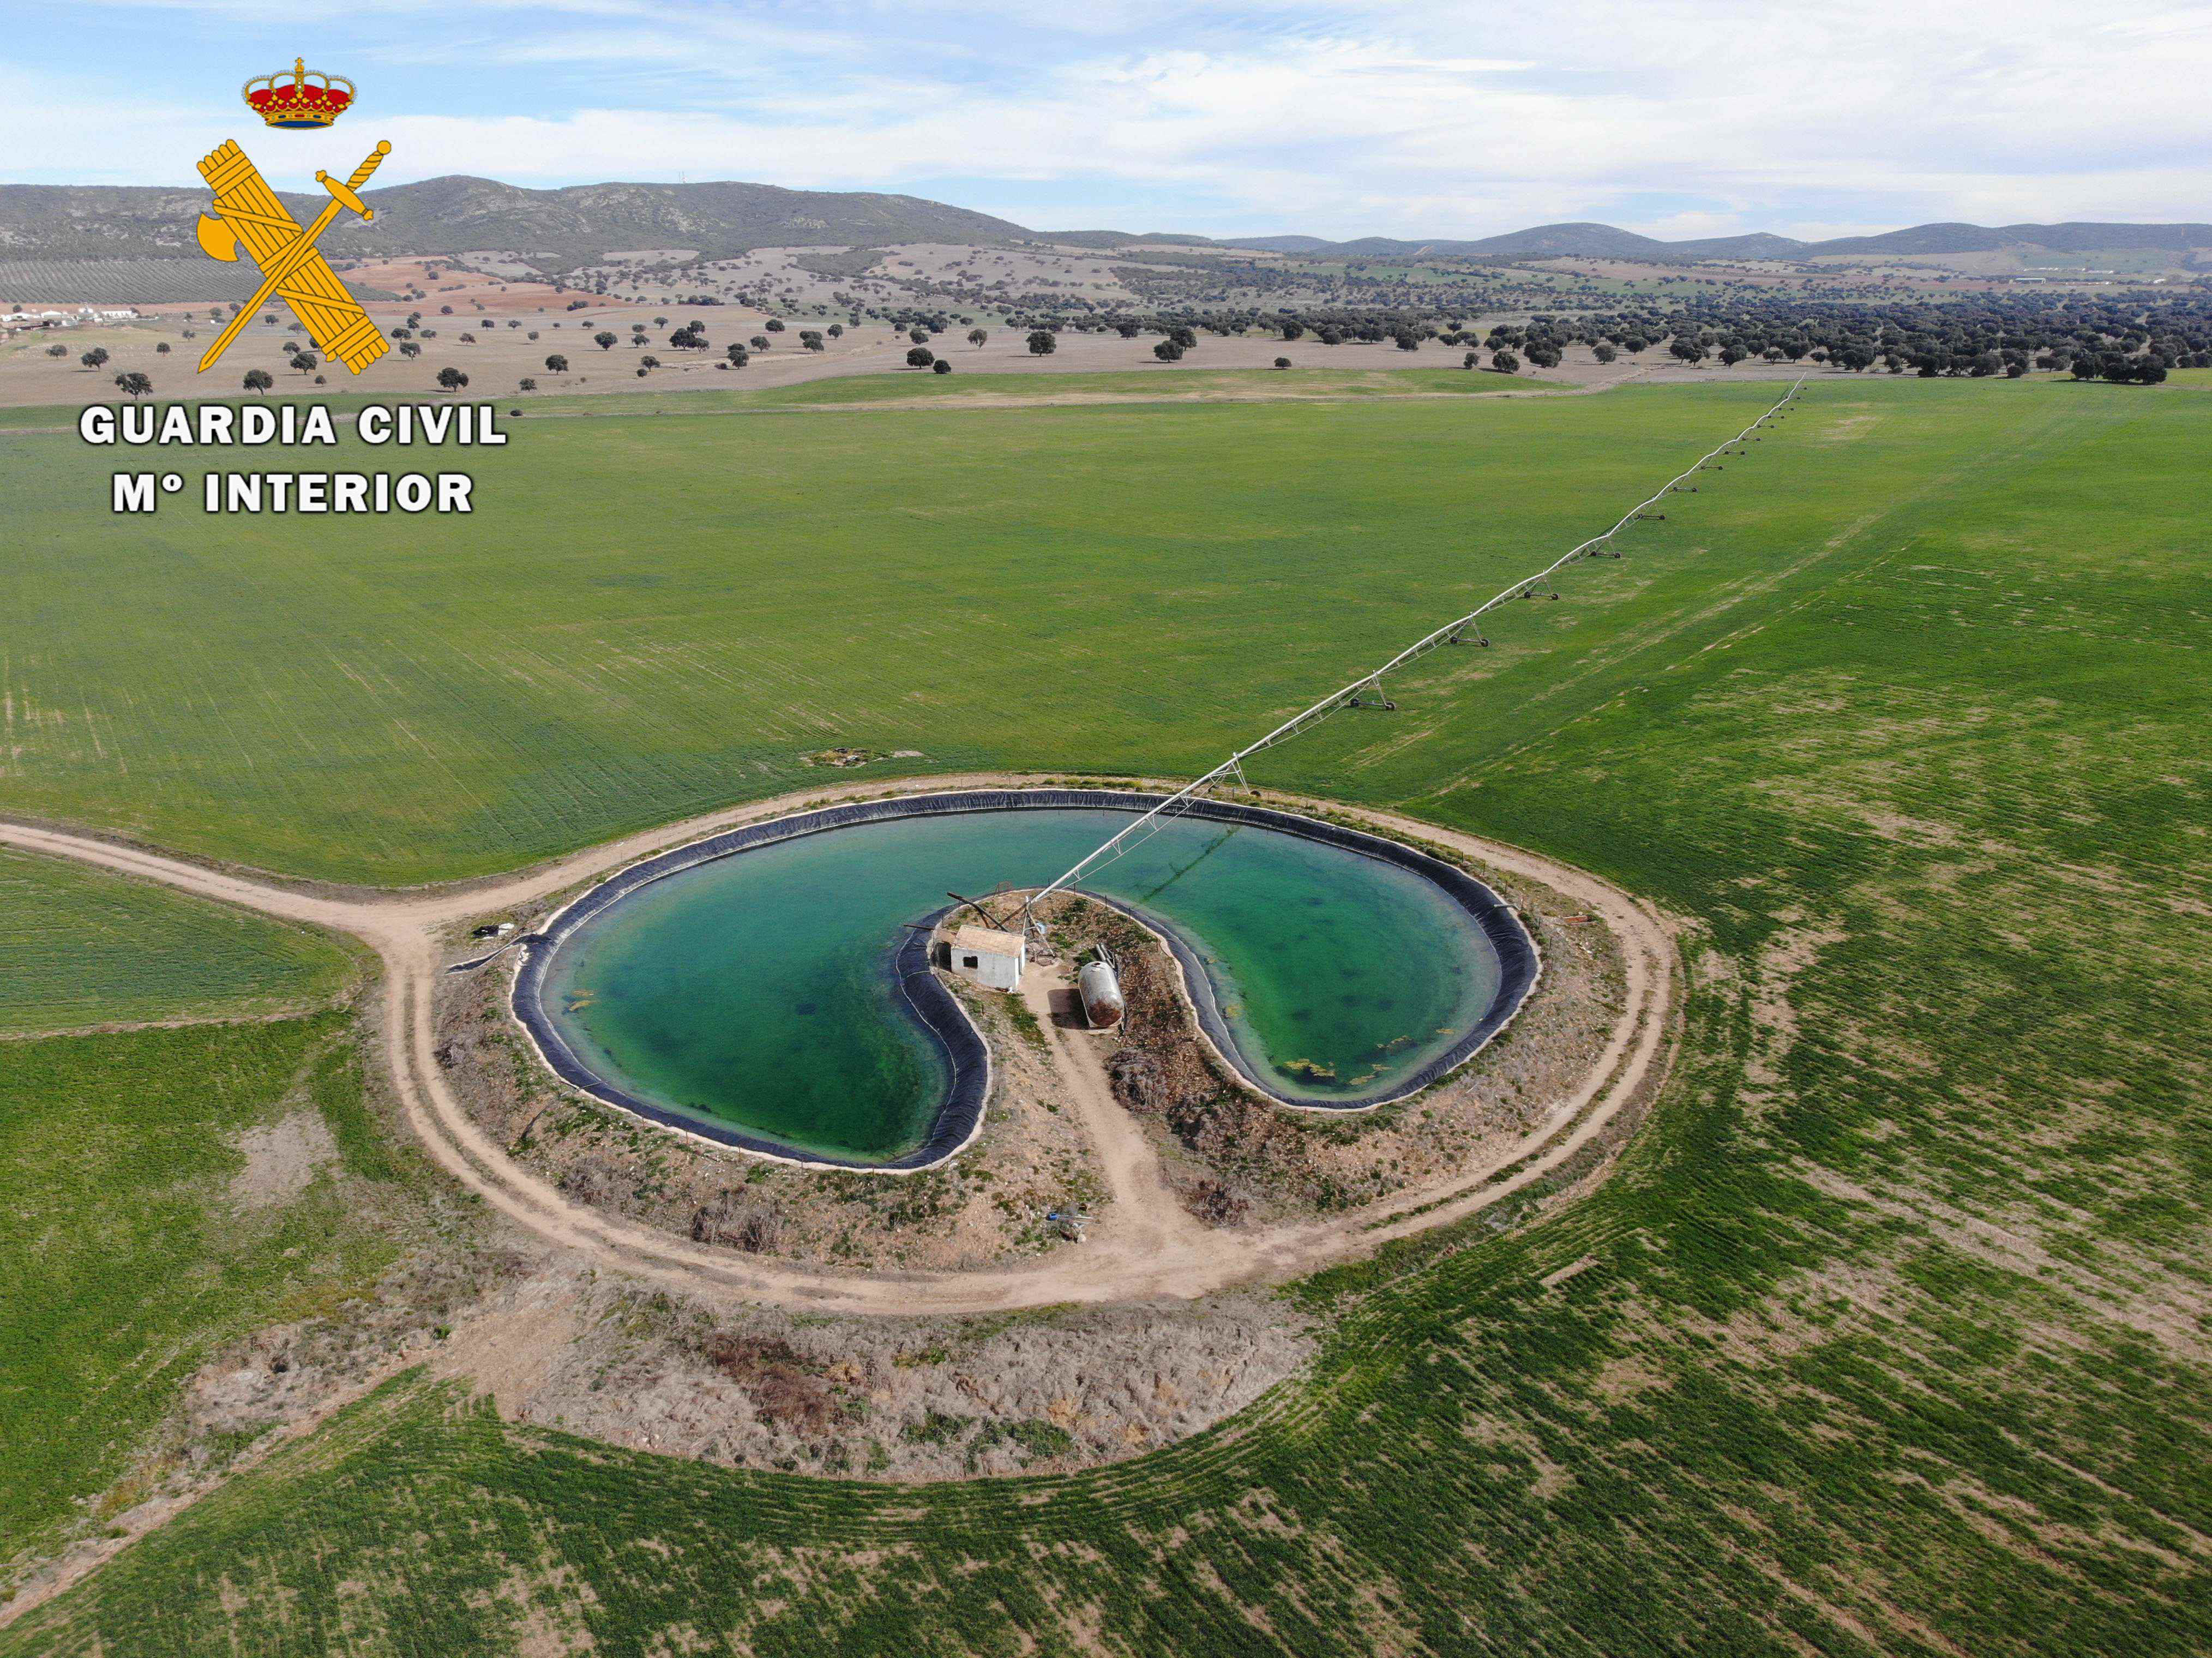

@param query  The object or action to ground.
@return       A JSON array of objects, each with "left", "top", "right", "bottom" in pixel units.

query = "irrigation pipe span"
[{"left": 1023, "top": 377, "right": 1807, "bottom": 925}]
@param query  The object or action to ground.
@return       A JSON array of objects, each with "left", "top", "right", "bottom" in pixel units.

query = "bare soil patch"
[{"left": 226, "top": 1109, "right": 337, "bottom": 1210}]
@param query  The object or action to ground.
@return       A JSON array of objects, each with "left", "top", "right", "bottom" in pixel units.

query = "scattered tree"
[
  {"left": 243, "top": 368, "right": 273, "bottom": 394},
  {"left": 545, "top": 353, "right": 568, "bottom": 373},
  {"left": 1026, "top": 329, "right": 1056, "bottom": 356},
  {"left": 437, "top": 366, "right": 470, "bottom": 392},
  {"left": 113, "top": 370, "right": 152, "bottom": 399}
]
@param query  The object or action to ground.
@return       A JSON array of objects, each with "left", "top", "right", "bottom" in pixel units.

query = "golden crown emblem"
[{"left": 242, "top": 58, "right": 355, "bottom": 129}]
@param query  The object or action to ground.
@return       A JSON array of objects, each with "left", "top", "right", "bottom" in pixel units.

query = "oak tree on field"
[
  {"left": 968, "top": 328, "right": 988, "bottom": 348},
  {"left": 594, "top": 332, "right": 617, "bottom": 350},
  {"left": 1027, "top": 329, "right": 1056, "bottom": 356},
  {"left": 113, "top": 371, "right": 153, "bottom": 399},
  {"left": 906, "top": 346, "right": 935, "bottom": 368},
  {"left": 545, "top": 355, "right": 568, "bottom": 373},
  {"left": 243, "top": 368, "right": 273, "bottom": 393},
  {"left": 437, "top": 367, "right": 470, "bottom": 391}
]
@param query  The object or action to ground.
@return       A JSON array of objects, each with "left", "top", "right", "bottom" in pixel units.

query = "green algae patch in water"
[{"left": 522, "top": 796, "right": 1523, "bottom": 1167}]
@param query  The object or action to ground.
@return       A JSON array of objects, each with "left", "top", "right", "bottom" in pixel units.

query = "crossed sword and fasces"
[{"left": 194, "top": 139, "right": 392, "bottom": 375}]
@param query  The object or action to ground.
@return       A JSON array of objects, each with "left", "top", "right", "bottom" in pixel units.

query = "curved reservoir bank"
[{"left": 515, "top": 791, "right": 1538, "bottom": 1169}]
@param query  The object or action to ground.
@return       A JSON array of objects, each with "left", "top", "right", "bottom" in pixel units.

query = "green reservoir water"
[{"left": 538, "top": 808, "right": 1502, "bottom": 1162}]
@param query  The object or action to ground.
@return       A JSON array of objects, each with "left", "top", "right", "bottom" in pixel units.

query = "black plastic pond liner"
[{"left": 511, "top": 789, "right": 1540, "bottom": 1170}]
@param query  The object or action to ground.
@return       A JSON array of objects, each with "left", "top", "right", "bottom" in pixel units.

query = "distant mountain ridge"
[
  {"left": 0, "top": 175, "right": 1029, "bottom": 266},
  {"left": 1224, "top": 219, "right": 2212, "bottom": 262},
  {"left": 1, "top": 170, "right": 2204, "bottom": 271}
]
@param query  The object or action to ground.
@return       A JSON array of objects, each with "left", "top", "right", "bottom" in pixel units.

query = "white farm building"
[{"left": 949, "top": 924, "right": 1026, "bottom": 992}]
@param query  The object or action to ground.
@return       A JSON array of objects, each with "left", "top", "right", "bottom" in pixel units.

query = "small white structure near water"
[{"left": 949, "top": 924, "right": 1026, "bottom": 991}]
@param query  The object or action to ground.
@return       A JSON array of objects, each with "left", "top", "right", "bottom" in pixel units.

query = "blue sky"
[{"left": 4, "top": 1, "right": 2207, "bottom": 241}]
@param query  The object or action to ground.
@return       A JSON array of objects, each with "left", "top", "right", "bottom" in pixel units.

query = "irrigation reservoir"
[{"left": 516, "top": 791, "right": 1536, "bottom": 1169}]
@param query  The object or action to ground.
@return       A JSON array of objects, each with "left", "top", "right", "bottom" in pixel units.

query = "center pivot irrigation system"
[{"left": 1021, "top": 378, "right": 1808, "bottom": 932}]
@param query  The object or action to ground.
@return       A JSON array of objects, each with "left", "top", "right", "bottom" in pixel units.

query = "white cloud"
[{"left": 5, "top": 0, "right": 2209, "bottom": 239}]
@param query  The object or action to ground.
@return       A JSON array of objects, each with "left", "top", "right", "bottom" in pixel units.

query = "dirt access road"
[{"left": 1, "top": 777, "right": 1675, "bottom": 1314}]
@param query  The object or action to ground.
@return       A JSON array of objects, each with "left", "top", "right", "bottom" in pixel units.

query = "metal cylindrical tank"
[{"left": 1077, "top": 959, "right": 1125, "bottom": 1029}]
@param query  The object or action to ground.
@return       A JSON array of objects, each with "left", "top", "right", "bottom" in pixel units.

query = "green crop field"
[
  {"left": 0, "top": 859, "right": 423, "bottom": 1571},
  {"left": 2, "top": 376, "right": 2206, "bottom": 1653},
  {"left": 0, "top": 850, "right": 359, "bottom": 1033},
  {"left": 0, "top": 375, "right": 2140, "bottom": 885}
]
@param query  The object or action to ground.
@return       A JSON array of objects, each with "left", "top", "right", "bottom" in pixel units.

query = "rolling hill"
[
  {"left": 2, "top": 167, "right": 2205, "bottom": 278},
  {"left": 1239, "top": 220, "right": 2212, "bottom": 263},
  {"left": 0, "top": 176, "right": 1030, "bottom": 267}
]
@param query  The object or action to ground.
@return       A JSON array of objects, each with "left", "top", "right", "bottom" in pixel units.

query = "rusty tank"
[{"left": 1077, "top": 957, "right": 1126, "bottom": 1029}]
